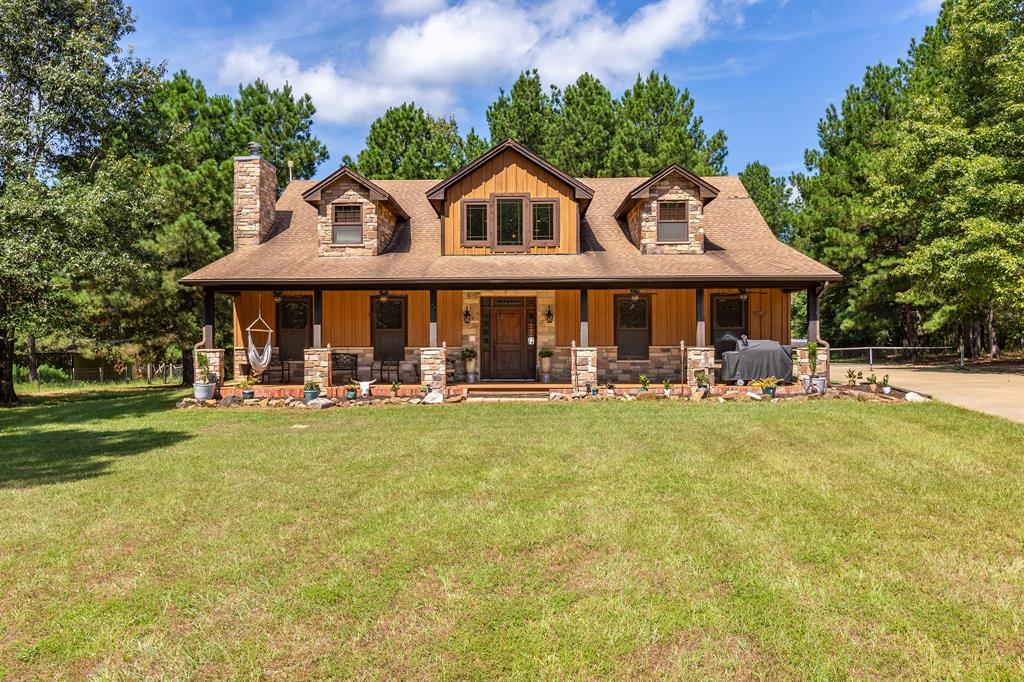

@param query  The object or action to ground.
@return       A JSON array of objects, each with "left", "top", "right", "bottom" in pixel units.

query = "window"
[
  {"left": 657, "top": 201, "right": 689, "bottom": 243},
  {"left": 332, "top": 203, "right": 362, "bottom": 244},
  {"left": 496, "top": 198, "right": 524, "bottom": 247},
  {"left": 531, "top": 202, "right": 556, "bottom": 243},
  {"left": 464, "top": 202, "right": 488, "bottom": 243},
  {"left": 615, "top": 295, "right": 651, "bottom": 360}
]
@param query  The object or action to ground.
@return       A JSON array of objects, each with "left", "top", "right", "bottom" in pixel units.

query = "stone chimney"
[{"left": 233, "top": 142, "right": 277, "bottom": 248}]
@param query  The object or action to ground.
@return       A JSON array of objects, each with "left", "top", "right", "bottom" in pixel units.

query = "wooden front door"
[
  {"left": 278, "top": 296, "right": 311, "bottom": 361},
  {"left": 481, "top": 297, "right": 536, "bottom": 380}
]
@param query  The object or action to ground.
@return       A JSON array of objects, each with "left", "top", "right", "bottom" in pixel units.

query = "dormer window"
[
  {"left": 530, "top": 201, "right": 557, "bottom": 245},
  {"left": 495, "top": 196, "right": 525, "bottom": 249},
  {"left": 657, "top": 201, "right": 689, "bottom": 243},
  {"left": 462, "top": 201, "right": 488, "bottom": 244},
  {"left": 332, "top": 204, "right": 362, "bottom": 244}
]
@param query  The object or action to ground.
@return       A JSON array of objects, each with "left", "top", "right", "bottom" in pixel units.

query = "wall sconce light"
[
  {"left": 545, "top": 306, "right": 554, "bottom": 324},
  {"left": 272, "top": 290, "right": 283, "bottom": 302},
  {"left": 630, "top": 288, "right": 641, "bottom": 302},
  {"left": 378, "top": 289, "right": 390, "bottom": 303},
  {"left": 738, "top": 288, "right": 748, "bottom": 301},
  {"left": 463, "top": 307, "right": 472, "bottom": 324}
]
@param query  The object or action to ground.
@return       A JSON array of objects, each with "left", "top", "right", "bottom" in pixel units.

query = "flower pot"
[
  {"left": 539, "top": 356, "right": 552, "bottom": 373},
  {"left": 303, "top": 389, "right": 319, "bottom": 402},
  {"left": 591, "top": 387, "right": 599, "bottom": 396},
  {"left": 762, "top": 386, "right": 777, "bottom": 398},
  {"left": 812, "top": 376, "right": 828, "bottom": 394},
  {"left": 664, "top": 388, "right": 672, "bottom": 397},
  {"left": 464, "top": 357, "right": 477, "bottom": 374},
  {"left": 241, "top": 389, "right": 255, "bottom": 399},
  {"left": 869, "top": 384, "right": 877, "bottom": 393},
  {"left": 881, "top": 386, "right": 892, "bottom": 395},
  {"left": 193, "top": 382, "right": 216, "bottom": 401},
  {"left": 345, "top": 390, "right": 357, "bottom": 400},
  {"left": 801, "top": 376, "right": 811, "bottom": 390}
]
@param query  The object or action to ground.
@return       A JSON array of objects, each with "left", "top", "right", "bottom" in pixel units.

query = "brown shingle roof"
[{"left": 180, "top": 175, "right": 839, "bottom": 288}]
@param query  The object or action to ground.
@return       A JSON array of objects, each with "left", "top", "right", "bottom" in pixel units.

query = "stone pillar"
[
  {"left": 303, "top": 347, "right": 332, "bottom": 388},
  {"left": 571, "top": 341, "right": 598, "bottom": 394},
  {"left": 795, "top": 344, "right": 829, "bottom": 379},
  {"left": 194, "top": 348, "right": 225, "bottom": 387},
  {"left": 684, "top": 346, "right": 715, "bottom": 387},
  {"left": 420, "top": 343, "right": 447, "bottom": 392},
  {"left": 233, "top": 348, "right": 247, "bottom": 379}
]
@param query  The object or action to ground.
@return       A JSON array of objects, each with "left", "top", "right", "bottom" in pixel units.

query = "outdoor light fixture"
[
  {"left": 630, "top": 288, "right": 641, "bottom": 301},
  {"left": 738, "top": 288, "right": 749, "bottom": 301},
  {"left": 545, "top": 306, "right": 554, "bottom": 324},
  {"left": 272, "top": 290, "right": 283, "bottom": 302},
  {"left": 463, "top": 307, "right": 472, "bottom": 324},
  {"left": 378, "top": 289, "right": 390, "bottom": 303}
]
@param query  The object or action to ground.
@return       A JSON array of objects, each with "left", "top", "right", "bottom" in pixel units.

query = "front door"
[
  {"left": 481, "top": 297, "right": 536, "bottom": 380},
  {"left": 278, "top": 296, "right": 311, "bottom": 361},
  {"left": 711, "top": 294, "right": 749, "bottom": 358},
  {"left": 373, "top": 296, "right": 407, "bottom": 361}
]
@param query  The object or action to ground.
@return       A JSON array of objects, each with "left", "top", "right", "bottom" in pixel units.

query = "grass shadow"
[{"left": 0, "top": 387, "right": 182, "bottom": 429}]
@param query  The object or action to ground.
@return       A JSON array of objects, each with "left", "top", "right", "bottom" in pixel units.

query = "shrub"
[{"left": 14, "top": 364, "right": 72, "bottom": 383}]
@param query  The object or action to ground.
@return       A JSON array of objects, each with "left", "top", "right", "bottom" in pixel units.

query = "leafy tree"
[
  {"left": 549, "top": 73, "right": 616, "bottom": 177},
  {"left": 461, "top": 127, "right": 490, "bottom": 164},
  {"left": 0, "top": 0, "right": 162, "bottom": 404},
  {"left": 874, "top": 0, "right": 1023, "bottom": 357},
  {"left": 738, "top": 161, "right": 795, "bottom": 241},
  {"left": 486, "top": 69, "right": 560, "bottom": 155},
  {"left": 349, "top": 103, "right": 466, "bottom": 179},
  {"left": 608, "top": 72, "right": 728, "bottom": 176}
]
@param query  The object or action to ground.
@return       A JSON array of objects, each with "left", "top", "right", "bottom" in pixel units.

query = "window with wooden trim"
[
  {"left": 332, "top": 203, "right": 362, "bottom": 244},
  {"left": 495, "top": 197, "right": 525, "bottom": 248},
  {"left": 657, "top": 201, "right": 689, "bottom": 243},
  {"left": 463, "top": 201, "right": 489, "bottom": 244},
  {"left": 530, "top": 201, "right": 556, "bottom": 244},
  {"left": 615, "top": 295, "right": 651, "bottom": 360}
]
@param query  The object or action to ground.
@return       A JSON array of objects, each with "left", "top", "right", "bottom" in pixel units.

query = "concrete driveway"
[{"left": 830, "top": 364, "right": 1024, "bottom": 423}]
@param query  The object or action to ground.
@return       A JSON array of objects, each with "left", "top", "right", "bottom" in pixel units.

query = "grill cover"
[{"left": 719, "top": 339, "right": 794, "bottom": 383}]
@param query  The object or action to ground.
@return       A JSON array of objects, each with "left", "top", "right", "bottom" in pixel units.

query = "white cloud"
[
  {"left": 913, "top": 0, "right": 942, "bottom": 13},
  {"left": 377, "top": 0, "right": 449, "bottom": 17},
  {"left": 219, "top": 45, "right": 454, "bottom": 124},
  {"left": 217, "top": 0, "right": 751, "bottom": 126}
]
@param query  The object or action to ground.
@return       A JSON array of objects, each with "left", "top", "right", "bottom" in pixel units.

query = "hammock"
[{"left": 246, "top": 295, "right": 274, "bottom": 376}]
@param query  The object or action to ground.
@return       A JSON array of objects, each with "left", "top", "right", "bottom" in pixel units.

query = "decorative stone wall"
[
  {"left": 596, "top": 345, "right": 681, "bottom": 384},
  {"left": 627, "top": 174, "right": 705, "bottom": 255},
  {"left": 316, "top": 181, "right": 397, "bottom": 257},
  {"left": 233, "top": 156, "right": 277, "bottom": 248},
  {"left": 194, "top": 349, "right": 226, "bottom": 387},
  {"left": 795, "top": 345, "right": 830, "bottom": 379},
  {"left": 684, "top": 346, "right": 715, "bottom": 387},
  {"left": 571, "top": 344, "right": 598, "bottom": 393},
  {"left": 549, "top": 347, "right": 572, "bottom": 382},
  {"left": 303, "top": 348, "right": 332, "bottom": 388},
  {"left": 420, "top": 345, "right": 447, "bottom": 391}
]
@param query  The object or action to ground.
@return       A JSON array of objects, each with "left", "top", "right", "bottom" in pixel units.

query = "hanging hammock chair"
[{"left": 246, "top": 295, "right": 274, "bottom": 376}]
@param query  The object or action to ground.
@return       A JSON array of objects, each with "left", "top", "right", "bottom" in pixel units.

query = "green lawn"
[{"left": 1, "top": 389, "right": 1022, "bottom": 679}]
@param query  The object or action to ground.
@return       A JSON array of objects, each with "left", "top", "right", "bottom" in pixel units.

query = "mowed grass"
[{"left": 1, "top": 389, "right": 1022, "bottom": 679}]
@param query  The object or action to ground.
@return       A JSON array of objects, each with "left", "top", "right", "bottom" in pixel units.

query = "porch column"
[
  {"left": 579, "top": 289, "right": 589, "bottom": 346},
  {"left": 695, "top": 288, "right": 705, "bottom": 346},
  {"left": 202, "top": 288, "right": 215, "bottom": 349},
  {"left": 429, "top": 289, "right": 438, "bottom": 347},
  {"left": 807, "top": 285, "right": 820, "bottom": 342},
  {"left": 312, "top": 289, "right": 323, "bottom": 348}
]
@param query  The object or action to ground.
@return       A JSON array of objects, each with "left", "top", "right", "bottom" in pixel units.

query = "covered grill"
[{"left": 719, "top": 338, "right": 794, "bottom": 384}]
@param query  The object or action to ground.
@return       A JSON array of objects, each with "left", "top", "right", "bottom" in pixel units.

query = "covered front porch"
[{"left": 195, "top": 282, "right": 828, "bottom": 396}]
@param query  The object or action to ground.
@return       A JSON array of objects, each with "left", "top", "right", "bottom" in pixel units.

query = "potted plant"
[
  {"left": 193, "top": 353, "right": 217, "bottom": 401},
  {"left": 605, "top": 382, "right": 616, "bottom": 396},
  {"left": 638, "top": 374, "right": 650, "bottom": 392},
  {"left": 845, "top": 368, "right": 862, "bottom": 387},
  {"left": 804, "top": 341, "right": 818, "bottom": 391},
  {"left": 662, "top": 379, "right": 673, "bottom": 397},
  {"left": 538, "top": 346, "right": 553, "bottom": 382},
  {"left": 461, "top": 347, "right": 478, "bottom": 383},
  {"left": 881, "top": 374, "right": 892, "bottom": 395},
  {"left": 344, "top": 383, "right": 358, "bottom": 400},
  {"left": 694, "top": 370, "right": 709, "bottom": 390},
  {"left": 865, "top": 372, "right": 878, "bottom": 393},
  {"left": 420, "top": 385, "right": 430, "bottom": 395},
  {"left": 391, "top": 380, "right": 401, "bottom": 397},
  {"left": 237, "top": 376, "right": 257, "bottom": 400},
  {"left": 303, "top": 381, "right": 321, "bottom": 402},
  {"left": 752, "top": 376, "right": 778, "bottom": 398}
]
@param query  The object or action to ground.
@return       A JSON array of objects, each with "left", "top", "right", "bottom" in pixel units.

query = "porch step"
[
  {"left": 463, "top": 382, "right": 569, "bottom": 394},
  {"left": 465, "top": 393, "right": 552, "bottom": 402}
]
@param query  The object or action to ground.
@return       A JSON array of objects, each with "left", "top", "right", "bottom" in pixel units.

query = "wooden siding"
[
  {"left": 442, "top": 148, "right": 579, "bottom": 255},
  {"left": 554, "top": 290, "right": 581, "bottom": 346},
  {"left": 588, "top": 288, "right": 791, "bottom": 347},
  {"left": 437, "top": 290, "right": 463, "bottom": 347}
]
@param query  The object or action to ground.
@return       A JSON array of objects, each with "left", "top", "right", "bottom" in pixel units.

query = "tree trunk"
[
  {"left": 987, "top": 307, "right": 999, "bottom": 359},
  {"left": 27, "top": 334, "right": 38, "bottom": 382},
  {"left": 972, "top": 317, "right": 983, "bottom": 358},
  {"left": 0, "top": 327, "right": 18, "bottom": 406},
  {"left": 902, "top": 305, "right": 919, "bottom": 361},
  {"left": 181, "top": 348, "right": 194, "bottom": 386}
]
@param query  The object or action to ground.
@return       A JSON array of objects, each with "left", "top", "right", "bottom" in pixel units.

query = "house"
[{"left": 180, "top": 139, "right": 839, "bottom": 394}]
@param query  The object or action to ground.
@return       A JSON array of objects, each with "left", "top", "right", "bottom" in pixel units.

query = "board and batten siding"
[
  {"left": 442, "top": 149, "right": 579, "bottom": 255},
  {"left": 233, "top": 290, "right": 463, "bottom": 349}
]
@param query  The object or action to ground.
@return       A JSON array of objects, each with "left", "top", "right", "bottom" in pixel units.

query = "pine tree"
[
  {"left": 608, "top": 72, "right": 728, "bottom": 176},
  {"left": 548, "top": 73, "right": 616, "bottom": 177},
  {"left": 738, "top": 162, "right": 794, "bottom": 241},
  {"left": 352, "top": 103, "right": 465, "bottom": 179},
  {"left": 486, "top": 69, "right": 560, "bottom": 155}
]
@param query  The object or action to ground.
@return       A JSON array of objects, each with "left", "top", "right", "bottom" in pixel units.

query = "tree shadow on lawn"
[
  {"left": 0, "top": 425, "right": 191, "bottom": 488},
  {"left": 0, "top": 387, "right": 182, "bottom": 429}
]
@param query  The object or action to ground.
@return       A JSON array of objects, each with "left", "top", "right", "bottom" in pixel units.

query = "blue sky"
[{"left": 128, "top": 0, "right": 942, "bottom": 179}]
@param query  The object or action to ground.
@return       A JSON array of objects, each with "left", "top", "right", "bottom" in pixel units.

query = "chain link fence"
[{"left": 828, "top": 346, "right": 964, "bottom": 370}]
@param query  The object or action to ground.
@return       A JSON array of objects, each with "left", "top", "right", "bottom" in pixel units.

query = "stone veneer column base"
[
  {"left": 194, "top": 349, "right": 226, "bottom": 388},
  {"left": 795, "top": 345, "right": 830, "bottom": 380},
  {"left": 683, "top": 346, "right": 715, "bottom": 387},
  {"left": 420, "top": 344, "right": 447, "bottom": 392},
  {"left": 571, "top": 343, "right": 598, "bottom": 394},
  {"left": 303, "top": 348, "right": 332, "bottom": 390}
]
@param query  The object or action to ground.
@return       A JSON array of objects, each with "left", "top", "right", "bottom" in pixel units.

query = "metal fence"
[
  {"left": 828, "top": 346, "right": 964, "bottom": 370},
  {"left": 67, "top": 362, "right": 183, "bottom": 383}
]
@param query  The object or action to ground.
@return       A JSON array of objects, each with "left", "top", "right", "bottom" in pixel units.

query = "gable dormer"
[
  {"left": 302, "top": 167, "right": 409, "bottom": 257},
  {"left": 614, "top": 165, "right": 719, "bottom": 255},
  {"left": 426, "top": 139, "right": 593, "bottom": 255}
]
